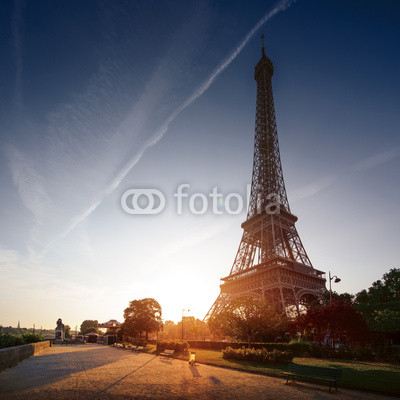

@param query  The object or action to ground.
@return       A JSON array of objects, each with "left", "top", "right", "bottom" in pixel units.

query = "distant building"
[{"left": 98, "top": 320, "right": 122, "bottom": 329}]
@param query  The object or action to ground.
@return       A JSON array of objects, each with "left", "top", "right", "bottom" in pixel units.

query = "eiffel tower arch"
[{"left": 205, "top": 37, "right": 326, "bottom": 319}]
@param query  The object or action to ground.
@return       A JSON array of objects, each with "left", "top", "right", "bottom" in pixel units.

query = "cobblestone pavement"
[{"left": 0, "top": 345, "right": 397, "bottom": 400}]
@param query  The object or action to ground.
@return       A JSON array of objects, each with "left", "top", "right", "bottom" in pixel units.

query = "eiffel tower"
[{"left": 205, "top": 36, "right": 326, "bottom": 319}]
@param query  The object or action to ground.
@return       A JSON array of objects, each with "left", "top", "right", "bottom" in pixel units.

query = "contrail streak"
[{"left": 49, "top": 0, "right": 297, "bottom": 250}]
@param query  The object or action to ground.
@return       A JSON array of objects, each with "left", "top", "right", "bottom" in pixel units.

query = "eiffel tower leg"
[
  {"left": 278, "top": 275, "right": 286, "bottom": 312},
  {"left": 203, "top": 293, "right": 231, "bottom": 322}
]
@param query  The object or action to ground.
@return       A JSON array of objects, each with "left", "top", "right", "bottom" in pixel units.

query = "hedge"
[
  {"left": 308, "top": 344, "right": 400, "bottom": 363},
  {"left": 222, "top": 347, "right": 293, "bottom": 364},
  {"left": 187, "top": 340, "right": 308, "bottom": 356},
  {"left": 0, "top": 333, "right": 44, "bottom": 349},
  {"left": 157, "top": 340, "right": 189, "bottom": 354},
  {"left": 186, "top": 340, "right": 399, "bottom": 363}
]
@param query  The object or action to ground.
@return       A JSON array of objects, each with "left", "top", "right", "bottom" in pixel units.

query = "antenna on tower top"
[{"left": 261, "top": 34, "right": 265, "bottom": 56}]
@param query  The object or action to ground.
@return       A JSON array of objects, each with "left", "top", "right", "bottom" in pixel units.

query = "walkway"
[{"left": 0, "top": 345, "right": 396, "bottom": 399}]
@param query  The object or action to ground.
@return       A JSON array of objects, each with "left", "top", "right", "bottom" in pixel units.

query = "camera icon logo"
[{"left": 121, "top": 189, "right": 166, "bottom": 215}]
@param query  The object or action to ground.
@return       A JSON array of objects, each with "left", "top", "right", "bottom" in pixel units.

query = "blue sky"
[{"left": 0, "top": 0, "right": 399, "bottom": 329}]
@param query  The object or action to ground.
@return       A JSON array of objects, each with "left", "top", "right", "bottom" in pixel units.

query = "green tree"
[
  {"left": 355, "top": 268, "right": 400, "bottom": 312},
  {"left": 176, "top": 316, "right": 196, "bottom": 340},
  {"left": 368, "top": 309, "right": 400, "bottom": 334},
  {"left": 162, "top": 320, "right": 178, "bottom": 340},
  {"left": 196, "top": 318, "right": 211, "bottom": 340},
  {"left": 355, "top": 268, "right": 400, "bottom": 342},
  {"left": 64, "top": 325, "right": 71, "bottom": 339},
  {"left": 80, "top": 320, "right": 98, "bottom": 335},
  {"left": 208, "top": 296, "right": 288, "bottom": 346},
  {"left": 123, "top": 298, "right": 162, "bottom": 341},
  {"left": 83, "top": 326, "right": 99, "bottom": 334}
]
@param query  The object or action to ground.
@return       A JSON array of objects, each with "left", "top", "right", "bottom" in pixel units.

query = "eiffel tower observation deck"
[{"left": 206, "top": 37, "right": 326, "bottom": 319}]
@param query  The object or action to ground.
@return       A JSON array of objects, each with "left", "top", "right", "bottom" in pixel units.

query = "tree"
[
  {"left": 80, "top": 320, "right": 98, "bottom": 335},
  {"left": 294, "top": 299, "right": 369, "bottom": 346},
  {"left": 196, "top": 318, "right": 211, "bottom": 340},
  {"left": 123, "top": 298, "right": 162, "bottom": 341},
  {"left": 162, "top": 320, "right": 178, "bottom": 340},
  {"left": 368, "top": 309, "right": 400, "bottom": 334},
  {"left": 208, "top": 296, "right": 288, "bottom": 346},
  {"left": 355, "top": 268, "right": 400, "bottom": 313},
  {"left": 64, "top": 325, "right": 71, "bottom": 339},
  {"left": 355, "top": 268, "right": 400, "bottom": 343},
  {"left": 83, "top": 326, "right": 99, "bottom": 335}
]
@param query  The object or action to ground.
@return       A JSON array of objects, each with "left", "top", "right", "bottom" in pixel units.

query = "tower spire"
[{"left": 261, "top": 34, "right": 265, "bottom": 56}]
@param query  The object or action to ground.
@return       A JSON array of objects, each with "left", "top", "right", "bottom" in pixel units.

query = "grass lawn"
[{"left": 164, "top": 348, "right": 400, "bottom": 395}]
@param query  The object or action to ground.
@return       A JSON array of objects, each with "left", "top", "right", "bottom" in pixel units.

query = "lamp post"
[
  {"left": 181, "top": 309, "right": 190, "bottom": 341},
  {"left": 328, "top": 271, "right": 341, "bottom": 348},
  {"left": 328, "top": 271, "right": 341, "bottom": 305},
  {"left": 155, "top": 311, "right": 161, "bottom": 356}
]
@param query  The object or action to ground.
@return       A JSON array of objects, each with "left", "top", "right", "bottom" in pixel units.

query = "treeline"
[
  {"left": 118, "top": 298, "right": 211, "bottom": 342},
  {"left": 83, "top": 268, "right": 400, "bottom": 352},
  {"left": 298, "top": 268, "right": 400, "bottom": 346},
  {"left": 205, "top": 268, "right": 400, "bottom": 349},
  {"left": 161, "top": 318, "right": 210, "bottom": 341}
]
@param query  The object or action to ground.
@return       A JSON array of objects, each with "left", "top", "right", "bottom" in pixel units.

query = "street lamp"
[
  {"left": 328, "top": 271, "right": 341, "bottom": 349},
  {"left": 155, "top": 311, "right": 161, "bottom": 356},
  {"left": 328, "top": 271, "right": 341, "bottom": 305},
  {"left": 181, "top": 309, "right": 190, "bottom": 341}
]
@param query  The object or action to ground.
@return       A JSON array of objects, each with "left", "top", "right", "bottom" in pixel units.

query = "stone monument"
[{"left": 55, "top": 318, "right": 65, "bottom": 341}]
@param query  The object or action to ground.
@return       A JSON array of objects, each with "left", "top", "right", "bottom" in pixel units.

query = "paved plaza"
[{"left": 0, "top": 345, "right": 397, "bottom": 400}]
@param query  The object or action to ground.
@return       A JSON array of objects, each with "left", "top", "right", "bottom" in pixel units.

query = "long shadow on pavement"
[
  {"left": 90, "top": 355, "right": 157, "bottom": 398},
  {"left": 0, "top": 345, "right": 150, "bottom": 396}
]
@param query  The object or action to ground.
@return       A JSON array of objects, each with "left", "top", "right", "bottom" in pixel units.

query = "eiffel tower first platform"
[{"left": 205, "top": 37, "right": 326, "bottom": 319}]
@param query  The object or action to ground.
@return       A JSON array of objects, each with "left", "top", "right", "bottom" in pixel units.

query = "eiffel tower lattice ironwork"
[{"left": 205, "top": 37, "right": 326, "bottom": 319}]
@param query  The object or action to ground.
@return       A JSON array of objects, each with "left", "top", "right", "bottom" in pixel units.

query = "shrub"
[
  {"left": 288, "top": 339, "right": 312, "bottom": 356},
  {"left": 222, "top": 347, "right": 293, "bottom": 364},
  {"left": 336, "top": 345, "right": 355, "bottom": 360},
  {"left": 186, "top": 340, "right": 313, "bottom": 356},
  {"left": 0, "top": 332, "right": 43, "bottom": 348},
  {"left": 130, "top": 339, "right": 148, "bottom": 347},
  {"left": 350, "top": 346, "right": 373, "bottom": 361},
  {"left": 157, "top": 340, "right": 189, "bottom": 354},
  {"left": 376, "top": 345, "right": 400, "bottom": 363},
  {"left": 22, "top": 333, "right": 44, "bottom": 344},
  {"left": 187, "top": 340, "right": 399, "bottom": 363}
]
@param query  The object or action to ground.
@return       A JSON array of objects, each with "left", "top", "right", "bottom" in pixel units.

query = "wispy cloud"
[
  {"left": 291, "top": 175, "right": 338, "bottom": 201},
  {"left": 352, "top": 147, "right": 400, "bottom": 172},
  {"left": 7, "top": 0, "right": 296, "bottom": 258},
  {"left": 58, "top": 0, "right": 297, "bottom": 243},
  {"left": 7, "top": 144, "right": 51, "bottom": 257},
  {"left": 291, "top": 147, "right": 400, "bottom": 201},
  {"left": 162, "top": 221, "right": 235, "bottom": 257}
]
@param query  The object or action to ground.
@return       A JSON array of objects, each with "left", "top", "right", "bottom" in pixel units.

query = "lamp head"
[{"left": 334, "top": 277, "right": 341, "bottom": 283}]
